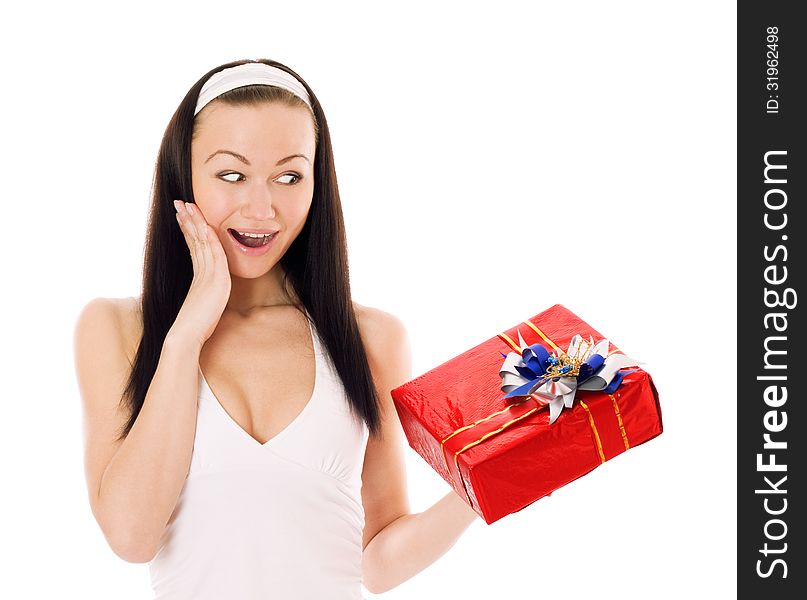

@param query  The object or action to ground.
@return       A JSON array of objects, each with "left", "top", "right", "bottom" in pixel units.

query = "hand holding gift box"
[{"left": 390, "top": 304, "right": 663, "bottom": 525}]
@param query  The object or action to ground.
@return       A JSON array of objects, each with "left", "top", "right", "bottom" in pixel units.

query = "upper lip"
[{"left": 229, "top": 227, "right": 279, "bottom": 235}]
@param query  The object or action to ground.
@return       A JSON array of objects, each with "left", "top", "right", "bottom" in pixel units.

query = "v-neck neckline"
[{"left": 198, "top": 311, "right": 320, "bottom": 448}]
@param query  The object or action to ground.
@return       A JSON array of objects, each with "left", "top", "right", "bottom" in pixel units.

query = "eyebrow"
[{"left": 204, "top": 149, "right": 311, "bottom": 166}]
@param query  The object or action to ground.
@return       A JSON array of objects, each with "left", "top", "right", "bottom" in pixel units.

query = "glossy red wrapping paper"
[{"left": 390, "top": 304, "right": 663, "bottom": 525}]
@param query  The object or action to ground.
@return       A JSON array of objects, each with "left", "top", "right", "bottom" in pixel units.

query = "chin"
[{"left": 229, "top": 263, "right": 279, "bottom": 280}]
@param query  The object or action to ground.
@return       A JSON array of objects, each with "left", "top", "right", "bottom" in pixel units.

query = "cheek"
[
  {"left": 285, "top": 200, "right": 312, "bottom": 232},
  {"left": 193, "top": 198, "right": 228, "bottom": 230},
  {"left": 191, "top": 180, "right": 228, "bottom": 229}
]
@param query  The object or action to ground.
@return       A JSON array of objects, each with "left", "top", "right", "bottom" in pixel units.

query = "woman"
[{"left": 73, "top": 58, "right": 479, "bottom": 599}]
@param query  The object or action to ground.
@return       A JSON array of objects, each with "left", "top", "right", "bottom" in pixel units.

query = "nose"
[{"left": 240, "top": 183, "right": 276, "bottom": 221}]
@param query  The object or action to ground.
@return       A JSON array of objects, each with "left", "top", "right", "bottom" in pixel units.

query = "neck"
[{"left": 225, "top": 265, "right": 298, "bottom": 316}]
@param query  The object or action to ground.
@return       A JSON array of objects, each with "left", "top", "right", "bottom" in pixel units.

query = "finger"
[
  {"left": 175, "top": 202, "right": 203, "bottom": 275},
  {"left": 174, "top": 202, "right": 194, "bottom": 255},
  {"left": 201, "top": 223, "right": 221, "bottom": 262},
  {"left": 197, "top": 219, "right": 222, "bottom": 258},
  {"left": 208, "top": 225, "right": 228, "bottom": 262},
  {"left": 184, "top": 202, "right": 210, "bottom": 275},
  {"left": 182, "top": 202, "right": 203, "bottom": 241},
  {"left": 186, "top": 202, "right": 213, "bottom": 254}
]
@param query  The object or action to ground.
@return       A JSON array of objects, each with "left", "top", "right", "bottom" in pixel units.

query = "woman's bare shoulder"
[
  {"left": 73, "top": 296, "right": 143, "bottom": 388},
  {"left": 115, "top": 295, "right": 142, "bottom": 321},
  {"left": 351, "top": 302, "right": 409, "bottom": 359},
  {"left": 100, "top": 296, "right": 143, "bottom": 364}
]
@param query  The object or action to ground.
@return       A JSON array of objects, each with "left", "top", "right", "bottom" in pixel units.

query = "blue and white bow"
[{"left": 498, "top": 332, "right": 641, "bottom": 424}]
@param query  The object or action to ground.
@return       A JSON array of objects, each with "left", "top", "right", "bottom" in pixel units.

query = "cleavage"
[{"left": 199, "top": 309, "right": 316, "bottom": 446}]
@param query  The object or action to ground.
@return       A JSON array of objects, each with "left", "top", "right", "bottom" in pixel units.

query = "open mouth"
[{"left": 228, "top": 229, "right": 276, "bottom": 248}]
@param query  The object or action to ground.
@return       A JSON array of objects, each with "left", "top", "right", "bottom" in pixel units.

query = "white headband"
[{"left": 194, "top": 62, "right": 313, "bottom": 116}]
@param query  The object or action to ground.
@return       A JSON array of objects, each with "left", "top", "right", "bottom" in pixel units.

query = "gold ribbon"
[
  {"left": 439, "top": 320, "right": 631, "bottom": 506},
  {"left": 610, "top": 393, "right": 630, "bottom": 451}
]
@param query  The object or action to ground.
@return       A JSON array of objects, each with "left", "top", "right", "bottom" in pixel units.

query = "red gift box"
[{"left": 390, "top": 304, "right": 663, "bottom": 525}]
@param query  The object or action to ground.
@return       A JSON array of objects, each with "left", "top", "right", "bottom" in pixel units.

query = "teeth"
[{"left": 236, "top": 230, "right": 275, "bottom": 238}]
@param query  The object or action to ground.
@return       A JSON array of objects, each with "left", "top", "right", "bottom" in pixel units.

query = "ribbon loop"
[{"left": 499, "top": 328, "right": 641, "bottom": 424}]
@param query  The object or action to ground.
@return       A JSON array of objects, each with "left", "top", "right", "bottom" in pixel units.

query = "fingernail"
[
  {"left": 173, "top": 200, "right": 183, "bottom": 212},
  {"left": 186, "top": 202, "right": 195, "bottom": 215}
]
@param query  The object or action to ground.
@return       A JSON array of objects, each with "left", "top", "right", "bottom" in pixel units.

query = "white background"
[{"left": 1, "top": 1, "right": 736, "bottom": 598}]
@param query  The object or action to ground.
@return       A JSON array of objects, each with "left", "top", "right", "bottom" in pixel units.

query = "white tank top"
[{"left": 149, "top": 314, "right": 370, "bottom": 599}]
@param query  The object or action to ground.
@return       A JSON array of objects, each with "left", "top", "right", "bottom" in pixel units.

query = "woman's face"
[{"left": 190, "top": 101, "right": 316, "bottom": 278}]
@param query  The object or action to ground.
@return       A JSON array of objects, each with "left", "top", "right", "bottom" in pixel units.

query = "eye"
[
  {"left": 218, "top": 171, "right": 245, "bottom": 183},
  {"left": 276, "top": 173, "right": 303, "bottom": 185}
]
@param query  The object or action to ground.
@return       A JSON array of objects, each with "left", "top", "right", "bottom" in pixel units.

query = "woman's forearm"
[
  {"left": 96, "top": 331, "right": 202, "bottom": 562},
  {"left": 363, "top": 489, "right": 480, "bottom": 593}
]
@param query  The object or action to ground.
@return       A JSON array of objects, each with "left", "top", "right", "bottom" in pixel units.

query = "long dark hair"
[{"left": 117, "top": 58, "right": 382, "bottom": 442}]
